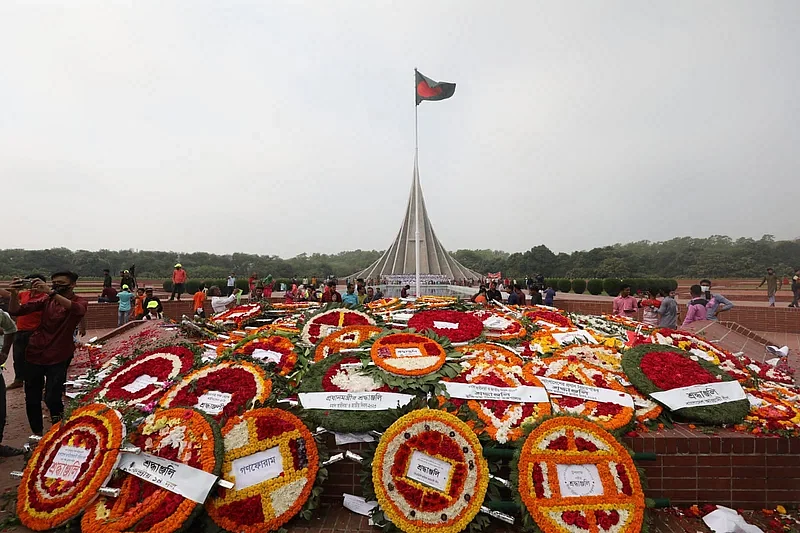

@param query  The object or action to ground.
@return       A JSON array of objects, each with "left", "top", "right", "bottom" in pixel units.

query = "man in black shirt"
[
  {"left": 486, "top": 282, "right": 503, "bottom": 302},
  {"left": 143, "top": 287, "right": 163, "bottom": 315}
]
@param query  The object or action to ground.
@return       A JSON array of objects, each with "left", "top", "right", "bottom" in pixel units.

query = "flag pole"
[{"left": 414, "top": 69, "right": 421, "bottom": 298}]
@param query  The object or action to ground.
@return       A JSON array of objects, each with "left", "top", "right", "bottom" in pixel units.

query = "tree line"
[{"left": 0, "top": 234, "right": 796, "bottom": 280}]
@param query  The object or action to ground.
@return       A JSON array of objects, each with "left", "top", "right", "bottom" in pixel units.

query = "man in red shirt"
[
  {"left": 9, "top": 271, "right": 88, "bottom": 435},
  {"left": 169, "top": 263, "right": 188, "bottom": 301},
  {"left": 0, "top": 274, "right": 48, "bottom": 389},
  {"left": 321, "top": 281, "right": 342, "bottom": 303}
]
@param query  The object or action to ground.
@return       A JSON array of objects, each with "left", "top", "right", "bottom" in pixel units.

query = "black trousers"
[
  {"left": 12, "top": 330, "right": 32, "bottom": 382},
  {"left": 170, "top": 283, "right": 185, "bottom": 299},
  {"left": 0, "top": 374, "right": 6, "bottom": 443},
  {"left": 24, "top": 360, "right": 70, "bottom": 435}
]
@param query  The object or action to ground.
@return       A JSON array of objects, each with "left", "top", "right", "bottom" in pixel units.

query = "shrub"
[
  {"left": 587, "top": 279, "right": 604, "bottom": 295},
  {"left": 603, "top": 278, "right": 622, "bottom": 297},
  {"left": 185, "top": 280, "right": 203, "bottom": 294},
  {"left": 235, "top": 279, "right": 250, "bottom": 294},
  {"left": 571, "top": 279, "right": 587, "bottom": 294},
  {"left": 544, "top": 278, "right": 560, "bottom": 291},
  {"left": 204, "top": 279, "right": 226, "bottom": 292},
  {"left": 162, "top": 281, "right": 173, "bottom": 293},
  {"left": 557, "top": 279, "right": 572, "bottom": 293}
]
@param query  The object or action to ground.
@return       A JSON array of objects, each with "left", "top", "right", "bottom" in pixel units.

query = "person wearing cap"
[
  {"left": 143, "top": 300, "right": 162, "bottom": 320},
  {"left": 117, "top": 285, "right": 134, "bottom": 326},
  {"left": 120, "top": 269, "right": 135, "bottom": 291},
  {"left": 169, "top": 264, "right": 188, "bottom": 301},
  {"left": 142, "top": 287, "right": 163, "bottom": 316},
  {"left": 134, "top": 288, "right": 146, "bottom": 319}
]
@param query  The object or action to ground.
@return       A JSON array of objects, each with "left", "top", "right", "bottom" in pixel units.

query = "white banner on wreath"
[
  {"left": 649, "top": 381, "right": 746, "bottom": 410},
  {"left": 439, "top": 382, "right": 549, "bottom": 403},
  {"left": 298, "top": 392, "right": 414, "bottom": 411},
  {"left": 119, "top": 452, "right": 218, "bottom": 504},
  {"left": 538, "top": 377, "right": 634, "bottom": 409}
]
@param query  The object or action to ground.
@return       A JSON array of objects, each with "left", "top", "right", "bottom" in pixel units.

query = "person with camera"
[{"left": 7, "top": 271, "right": 88, "bottom": 435}]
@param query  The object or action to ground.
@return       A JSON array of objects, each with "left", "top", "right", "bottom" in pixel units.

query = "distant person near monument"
[
  {"left": 169, "top": 264, "right": 187, "bottom": 301},
  {"left": 757, "top": 267, "right": 781, "bottom": 307},
  {"left": 612, "top": 285, "right": 638, "bottom": 318}
]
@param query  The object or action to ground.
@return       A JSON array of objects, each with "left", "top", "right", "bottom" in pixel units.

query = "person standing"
[
  {"left": 529, "top": 287, "right": 543, "bottom": 306},
  {"left": 0, "top": 274, "right": 47, "bottom": 389},
  {"left": 226, "top": 273, "right": 236, "bottom": 297},
  {"left": 120, "top": 270, "right": 135, "bottom": 290},
  {"left": 342, "top": 285, "right": 359, "bottom": 307},
  {"left": 683, "top": 285, "right": 708, "bottom": 326},
  {"left": 638, "top": 292, "right": 662, "bottom": 326},
  {"left": 400, "top": 284, "right": 410, "bottom": 298},
  {"left": 791, "top": 268, "right": 800, "bottom": 307},
  {"left": 612, "top": 284, "right": 638, "bottom": 318},
  {"left": 657, "top": 289, "right": 679, "bottom": 328},
  {"left": 248, "top": 272, "right": 258, "bottom": 296},
  {"left": 192, "top": 285, "right": 207, "bottom": 318},
  {"left": 262, "top": 275, "right": 274, "bottom": 299},
  {"left": 374, "top": 287, "right": 384, "bottom": 300},
  {"left": 134, "top": 288, "right": 146, "bottom": 319},
  {"left": 543, "top": 284, "right": 556, "bottom": 306},
  {"left": 321, "top": 281, "right": 342, "bottom": 303},
  {"left": 142, "top": 287, "right": 163, "bottom": 316},
  {"left": 117, "top": 285, "right": 134, "bottom": 326},
  {"left": 507, "top": 287, "right": 519, "bottom": 305},
  {"left": 365, "top": 287, "right": 376, "bottom": 303},
  {"left": 102, "top": 269, "right": 113, "bottom": 288},
  {"left": 486, "top": 282, "right": 503, "bottom": 302},
  {"left": 700, "top": 279, "right": 734, "bottom": 320},
  {"left": 8, "top": 272, "right": 88, "bottom": 435},
  {"left": 757, "top": 268, "right": 781, "bottom": 307},
  {"left": 515, "top": 285, "right": 527, "bottom": 306},
  {"left": 169, "top": 264, "right": 188, "bottom": 301},
  {"left": 0, "top": 309, "right": 22, "bottom": 456}
]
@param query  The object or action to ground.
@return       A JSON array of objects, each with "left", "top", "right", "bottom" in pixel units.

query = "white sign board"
[
  {"left": 406, "top": 451, "right": 451, "bottom": 492},
  {"left": 551, "top": 331, "right": 598, "bottom": 345},
  {"left": 395, "top": 347, "right": 423, "bottom": 357},
  {"left": 557, "top": 464, "right": 604, "bottom": 497},
  {"left": 119, "top": 452, "right": 218, "bottom": 504},
  {"left": 251, "top": 349, "right": 284, "bottom": 364},
  {"left": 298, "top": 392, "right": 414, "bottom": 411},
  {"left": 343, "top": 493, "right": 379, "bottom": 517},
  {"left": 121, "top": 374, "right": 161, "bottom": 394},
  {"left": 649, "top": 381, "right": 746, "bottom": 410},
  {"left": 538, "top": 377, "right": 634, "bottom": 409},
  {"left": 45, "top": 446, "right": 91, "bottom": 482},
  {"left": 440, "top": 382, "right": 549, "bottom": 403},
  {"left": 433, "top": 321, "right": 460, "bottom": 330},
  {"left": 195, "top": 391, "right": 233, "bottom": 416},
  {"left": 230, "top": 446, "right": 284, "bottom": 490}
]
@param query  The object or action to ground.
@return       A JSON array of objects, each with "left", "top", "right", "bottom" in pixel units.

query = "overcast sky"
[{"left": 2, "top": 1, "right": 798, "bottom": 258}]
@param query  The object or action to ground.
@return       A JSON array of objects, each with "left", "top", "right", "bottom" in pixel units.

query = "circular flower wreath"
[
  {"left": 441, "top": 349, "right": 551, "bottom": 444},
  {"left": 18, "top": 404, "right": 124, "bottom": 531},
  {"left": 411, "top": 295, "right": 458, "bottom": 309},
  {"left": 314, "top": 325, "right": 384, "bottom": 362},
  {"left": 206, "top": 408, "right": 320, "bottom": 533},
  {"left": 524, "top": 309, "right": 574, "bottom": 329},
  {"left": 82, "top": 408, "right": 222, "bottom": 533},
  {"left": 512, "top": 416, "right": 645, "bottom": 533},
  {"left": 551, "top": 345, "right": 623, "bottom": 374},
  {"left": 621, "top": 344, "right": 750, "bottom": 425},
  {"left": 408, "top": 310, "right": 484, "bottom": 343},
  {"left": 370, "top": 409, "right": 489, "bottom": 533},
  {"left": 159, "top": 360, "right": 273, "bottom": 423},
  {"left": 86, "top": 345, "right": 197, "bottom": 407},
  {"left": 742, "top": 388, "right": 800, "bottom": 436},
  {"left": 233, "top": 335, "right": 299, "bottom": 376},
  {"left": 211, "top": 303, "right": 264, "bottom": 328},
  {"left": 297, "top": 353, "right": 402, "bottom": 433},
  {"left": 367, "top": 297, "right": 405, "bottom": 312},
  {"left": 371, "top": 332, "right": 448, "bottom": 377},
  {"left": 467, "top": 310, "right": 527, "bottom": 341},
  {"left": 528, "top": 358, "right": 634, "bottom": 432},
  {"left": 300, "top": 307, "right": 376, "bottom": 346}
]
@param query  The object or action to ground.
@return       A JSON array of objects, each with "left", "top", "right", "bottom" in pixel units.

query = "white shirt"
[
  {"left": 211, "top": 294, "right": 237, "bottom": 313},
  {"left": 1, "top": 310, "right": 18, "bottom": 352},
  {"left": 227, "top": 276, "right": 236, "bottom": 287}
]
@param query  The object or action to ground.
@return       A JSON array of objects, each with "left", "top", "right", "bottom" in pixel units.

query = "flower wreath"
[
  {"left": 408, "top": 310, "right": 485, "bottom": 343},
  {"left": 411, "top": 295, "right": 459, "bottom": 309},
  {"left": 82, "top": 408, "right": 222, "bottom": 533},
  {"left": 367, "top": 297, "right": 405, "bottom": 312},
  {"left": 527, "top": 358, "right": 634, "bottom": 432},
  {"left": 211, "top": 303, "right": 264, "bottom": 328},
  {"left": 626, "top": 387, "right": 663, "bottom": 424},
  {"left": 602, "top": 314, "right": 651, "bottom": 332},
  {"left": 85, "top": 345, "right": 197, "bottom": 407},
  {"left": 568, "top": 314, "right": 630, "bottom": 341},
  {"left": 314, "top": 325, "right": 384, "bottom": 362},
  {"left": 300, "top": 306, "right": 376, "bottom": 346},
  {"left": 159, "top": 360, "right": 273, "bottom": 423},
  {"left": 441, "top": 349, "right": 551, "bottom": 444},
  {"left": 511, "top": 416, "right": 646, "bottom": 533},
  {"left": 206, "top": 408, "right": 320, "bottom": 532},
  {"left": 621, "top": 344, "right": 750, "bottom": 425},
  {"left": 524, "top": 308, "right": 574, "bottom": 330},
  {"left": 369, "top": 409, "right": 489, "bottom": 533},
  {"left": 649, "top": 329, "right": 723, "bottom": 365},
  {"left": 550, "top": 345, "right": 623, "bottom": 374},
  {"left": 467, "top": 309, "right": 527, "bottom": 341},
  {"left": 741, "top": 388, "right": 800, "bottom": 436},
  {"left": 17, "top": 404, "right": 125, "bottom": 531},
  {"left": 297, "top": 353, "right": 409, "bottom": 433},
  {"left": 232, "top": 334, "right": 299, "bottom": 376},
  {"left": 524, "top": 331, "right": 561, "bottom": 356},
  {"left": 370, "top": 331, "right": 448, "bottom": 377}
]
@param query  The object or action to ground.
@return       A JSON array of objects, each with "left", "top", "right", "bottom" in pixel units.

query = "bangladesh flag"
[{"left": 416, "top": 70, "right": 456, "bottom": 105}]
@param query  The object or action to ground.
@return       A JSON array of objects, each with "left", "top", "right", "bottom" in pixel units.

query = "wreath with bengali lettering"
[
  {"left": 82, "top": 408, "right": 222, "bottom": 533},
  {"left": 85, "top": 345, "right": 197, "bottom": 407},
  {"left": 523, "top": 331, "right": 561, "bottom": 356},
  {"left": 511, "top": 416, "right": 646, "bottom": 533},
  {"left": 314, "top": 325, "right": 384, "bottom": 362},
  {"left": 526, "top": 358, "right": 634, "bottom": 432},
  {"left": 411, "top": 295, "right": 459, "bottom": 309},
  {"left": 232, "top": 334, "right": 299, "bottom": 376},
  {"left": 17, "top": 404, "right": 125, "bottom": 531},
  {"left": 297, "top": 353, "right": 410, "bottom": 433},
  {"left": 211, "top": 303, "right": 264, "bottom": 328},
  {"left": 441, "top": 347, "right": 551, "bottom": 444},
  {"left": 407, "top": 310, "right": 484, "bottom": 343},
  {"left": 300, "top": 306, "right": 376, "bottom": 346},
  {"left": 159, "top": 361, "right": 273, "bottom": 423},
  {"left": 621, "top": 344, "right": 750, "bottom": 425},
  {"left": 370, "top": 332, "right": 449, "bottom": 377},
  {"left": 368, "top": 409, "right": 489, "bottom": 533},
  {"left": 467, "top": 309, "right": 527, "bottom": 341},
  {"left": 524, "top": 308, "right": 574, "bottom": 330},
  {"left": 206, "top": 408, "right": 321, "bottom": 532}
]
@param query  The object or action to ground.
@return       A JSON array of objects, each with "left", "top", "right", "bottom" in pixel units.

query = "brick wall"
[
  {"left": 624, "top": 428, "right": 800, "bottom": 507},
  {"left": 84, "top": 300, "right": 211, "bottom": 330}
]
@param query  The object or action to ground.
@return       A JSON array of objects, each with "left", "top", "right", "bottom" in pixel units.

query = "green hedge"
[
  {"left": 557, "top": 279, "right": 572, "bottom": 293},
  {"left": 603, "top": 278, "right": 622, "bottom": 297},
  {"left": 620, "top": 278, "right": 678, "bottom": 296},
  {"left": 587, "top": 279, "right": 604, "bottom": 295},
  {"left": 571, "top": 279, "right": 586, "bottom": 294}
]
